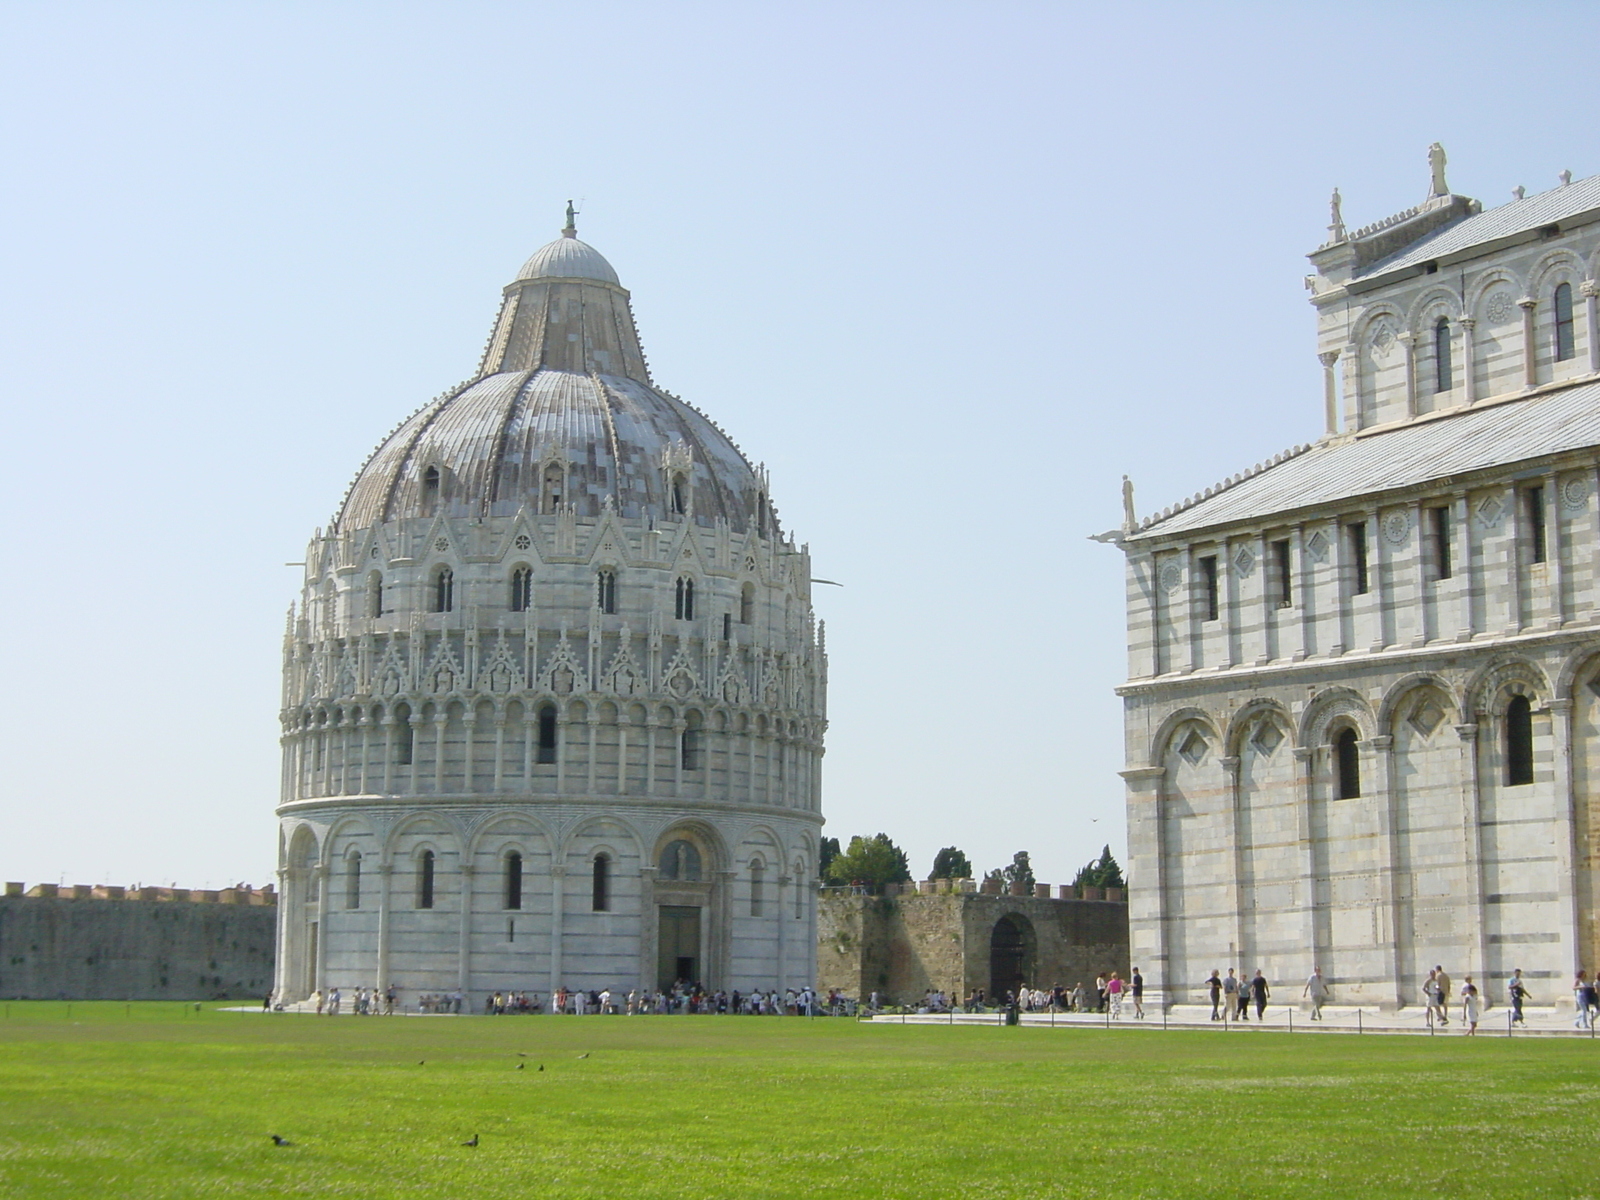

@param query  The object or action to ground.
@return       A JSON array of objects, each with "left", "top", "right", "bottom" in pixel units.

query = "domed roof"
[
  {"left": 333, "top": 228, "right": 771, "bottom": 536},
  {"left": 516, "top": 231, "right": 620, "bottom": 284}
]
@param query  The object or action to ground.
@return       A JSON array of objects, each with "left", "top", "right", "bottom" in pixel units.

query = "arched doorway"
[{"left": 989, "top": 914, "right": 1036, "bottom": 1000}]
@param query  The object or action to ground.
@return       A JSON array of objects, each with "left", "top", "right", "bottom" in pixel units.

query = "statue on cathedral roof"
[{"left": 1428, "top": 142, "right": 1448, "bottom": 197}]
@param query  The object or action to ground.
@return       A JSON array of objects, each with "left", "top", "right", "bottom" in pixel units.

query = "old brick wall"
[
  {"left": 817, "top": 890, "right": 1129, "bottom": 1004},
  {"left": 0, "top": 892, "right": 277, "bottom": 1000}
]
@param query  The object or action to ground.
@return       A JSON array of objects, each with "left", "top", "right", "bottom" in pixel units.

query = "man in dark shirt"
[{"left": 1131, "top": 968, "right": 1145, "bottom": 1019}]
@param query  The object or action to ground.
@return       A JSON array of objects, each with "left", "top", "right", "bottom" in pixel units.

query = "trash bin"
[{"left": 1005, "top": 1005, "right": 1020, "bottom": 1026}]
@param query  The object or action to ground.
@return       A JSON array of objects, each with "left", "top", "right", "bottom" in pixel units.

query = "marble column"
[
  {"left": 1583, "top": 281, "right": 1599, "bottom": 374},
  {"left": 375, "top": 862, "right": 393, "bottom": 995},
  {"left": 1455, "top": 722, "right": 1489, "bottom": 983},
  {"left": 457, "top": 862, "right": 475, "bottom": 991},
  {"left": 548, "top": 864, "right": 566, "bottom": 994},
  {"left": 1319, "top": 350, "right": 1340, "bottom": 434},
  {"left": 1520, "top": 296, "right": 1539, "bottom": 389}
]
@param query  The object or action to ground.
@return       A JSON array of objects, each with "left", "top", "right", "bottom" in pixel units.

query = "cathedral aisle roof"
[
  {"left": 1357, "top": 174, "right": 1600, "bottom": 282},
  {"left": 1130, "top": 378, "right": 1600, "bottom": 541}
]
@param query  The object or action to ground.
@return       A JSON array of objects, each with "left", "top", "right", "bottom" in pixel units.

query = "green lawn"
[{"left": 0, "top": 1002, "right": 1595, "bottom": 1199}]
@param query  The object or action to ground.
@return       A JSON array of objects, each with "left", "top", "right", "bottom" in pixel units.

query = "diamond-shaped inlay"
[
  {"left": 1251, "top": 721, "right": 1283, "bottom": 756},
  {"left": 1476, "top": 493, "right": 1505, "bottom": 529},
  {"left": 1233, "top": 546, "right": 1256, "bottom": 578},
  {"left": 1409, "top": 700, "right": 1446, "bottom": 738},
  {"left": 1305, "top": 529, "right": 1329, "bottom": 563},
  {"left": 1178, "top": 729, "right": 1208, "bottom": 765}
]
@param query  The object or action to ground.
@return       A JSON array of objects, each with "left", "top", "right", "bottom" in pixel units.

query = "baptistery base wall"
[{"left": 275, "top": 798, "right": 819, "bottom": 1004}]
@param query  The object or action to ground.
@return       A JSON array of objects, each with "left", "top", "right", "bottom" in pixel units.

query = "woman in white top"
[{"left": 1460, "top": 977, "right": 1480, "bottom": 1035}]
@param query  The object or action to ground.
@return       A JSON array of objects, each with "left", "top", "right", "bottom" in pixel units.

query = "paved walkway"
[{"left": 867, "top": 1003, "right": 1600, "bottom": 1038}]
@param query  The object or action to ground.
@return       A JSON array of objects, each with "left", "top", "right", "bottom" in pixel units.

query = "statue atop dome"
[{"left": 563, "top": 199, "right": 578, "bottom": 237}]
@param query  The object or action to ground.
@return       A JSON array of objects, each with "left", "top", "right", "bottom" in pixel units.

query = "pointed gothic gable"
[
  {"left": 582, "top": 505, "right": 634, "bottom": 567},
  {"left": 714, "top": 651, "right": 750, "bottom": 706},
  {"left": 418, "top": 513, "right": 460, "bottom": 560},
  {"left": 602, "top": 628, "right": 646, "bottom": 696},
  {"left": 538, "top": 631, "right": 589, "bottom": 696},
  {"left": 423, "top": 636, "right": 465, "bottom": 695},
  {"left": 660, "top": 645, "right": 703, "bottom": 701},
  {"left": 495, "top": 505, "right": 545, "bottom": 563},
  {"left": 477, "top": 634, "right": 526, "bottom": 695},
  {"left": 373, "top": 642, "right": 409, "bottom": 697}
]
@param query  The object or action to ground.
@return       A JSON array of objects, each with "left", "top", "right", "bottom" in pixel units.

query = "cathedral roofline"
[{"left": 1121, "top": 374, "right": 1600, "bottom": 545}]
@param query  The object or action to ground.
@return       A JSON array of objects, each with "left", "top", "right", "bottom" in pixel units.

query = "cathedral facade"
[
  {"left": 1116, "top": 155, "right": 1600, "bottom": 1009},
  {"left": 275, "top": 218, "right": 826, "bottom": 1002}
]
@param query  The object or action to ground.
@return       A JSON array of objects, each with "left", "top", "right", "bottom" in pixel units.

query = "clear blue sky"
[{"left": 1, "top": 1, "right": 1592, "bottom": 890}]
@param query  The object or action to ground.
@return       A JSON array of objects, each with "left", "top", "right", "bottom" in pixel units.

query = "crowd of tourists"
[{"left": 877, "top": 970, "right": 1145, "bottom": 1018}]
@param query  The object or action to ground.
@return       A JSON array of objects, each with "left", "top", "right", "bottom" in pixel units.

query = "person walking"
[
  {"left": 1250, "top": 971, "right": 1270, "bottom": 1021},
  {"left": 1107, "top": 971, "right": 1125, "bottom": 1019},
  {"left": 1204, "top": 970, "right": 1222, "bottom": 1020},
  {"left": 1572, "top": 972, "right": 1592, "bottom": 1029},
  {"left": 1131, "top": 967, "right": 1145, "bottom": 1019},
  {"left": 1507, "top": 969, "right": 1529, "bottom": 1027},
  {"left": 1434, "top": 966, "right": 1451, "bottom": 1026},
  {"left": 1302, "top": 967, "right": 1328, "bottom": 1020},
  {"left": 1222, "top": 969, "right": 1240, "bottom": 1021},
  {"left": 1461, "top": 976, "right": 1480, "bottom": 1035}
]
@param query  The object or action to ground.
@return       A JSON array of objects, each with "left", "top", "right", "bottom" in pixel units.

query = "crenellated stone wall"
[{"left": 0, "top": 884, "right": 277, "bottom": 1000}]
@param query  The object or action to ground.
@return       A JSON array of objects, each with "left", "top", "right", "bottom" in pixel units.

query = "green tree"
[
  {"left": 1072, "top": 844, "right": 1126, "bottom": 890},
  {"left": 824, "top": 833, "right": 912, "bottom": 893},
  {"left": 1001, "top": 850, "right": 1035, "bottom": 890},
  {"left": 929, "top": 846, "right": 972, "bottom": 880},
  {"left": 818, "top": 836, "right": 841, "bottom": 880}
]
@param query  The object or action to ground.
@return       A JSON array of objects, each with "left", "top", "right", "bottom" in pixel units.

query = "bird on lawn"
[
  {"left": 576, "top": 1052, "right": 590, "bottom": 1059},
  {"left": 462, "top": 1134, "right": 479, "bottom": 1147},
  {"left": 517, "top": 1052, "right": 528, "bottom": 1057},
  {"left": 538, "top": 1064, "right": 545, "bottom": 1072},
  {"left": 516, "top": 1063, "right": 525, "bottom": 1070},
  {"left": 270, "top": 1135, "right": 293, "bottom": 1147}
]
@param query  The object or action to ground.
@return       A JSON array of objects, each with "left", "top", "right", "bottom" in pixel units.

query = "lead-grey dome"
[
  {"left": 516, "top": 231, "right": 620, "bottom": 284},
  {"left": 334, "top": 230, "right": 771, "bottom": 535}
]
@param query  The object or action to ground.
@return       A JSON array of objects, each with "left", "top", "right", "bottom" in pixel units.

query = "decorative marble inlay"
[
  {"left": 1370, "top": 320, "right": 1397, "bottom": 359},
  {"left": 1178, "top": 729, "right": 1208, "bottom": 765},
  {"left": 1233, "top": 546, "right": 1255, "bottom": 578},
  {"left": 1476, "top": 493, "right": 1505, "bottom": 529},
  {"left": 1159, "top": 561, "right": 1184, "bottom": 593},
  {"left": 1409, "top": 700, "right": 1446, "bottom": 738},
  {"left": 435, "top": 537, "right": 450, "bottom": 552},
  {"left": 1251, "top": 721, "right": 1283, "bottom": 756},
  {"left": 1305, "top": 529, "right": 1330, "bottom": 563},
  {"left": 1562, "top": 475, "right": 1590, "bottom": 512},
  {"left": 514, "top": 534, "right": 532, "bottom": 550},
  {"left": 1485, "top": 291, "right": 1516, "bottom": 325},
  {"left": 1383, "top": 510, "right": 1411, "bottom": 546}
]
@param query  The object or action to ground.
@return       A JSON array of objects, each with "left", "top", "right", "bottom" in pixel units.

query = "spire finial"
[
  {"left": 563, "top": 200, "right": 578, "bottom": 238},
  {"left": 1328, "top": 187, "right": 1346, "bottom": 242}
]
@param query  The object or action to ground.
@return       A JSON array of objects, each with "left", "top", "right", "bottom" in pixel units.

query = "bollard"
[
  {"left": 1507, "top": 1009, "right": 1513, "bottom": 1037},
  {"left": 1357, "top": 1009, "right": 1362, "bottom": 1034},
  {"left": 1288, "top": 1009, "right": 1292, "bottom": 1034},
  {"left": 1163, "top": 1007, "right": 1167, "bottom": 1031},
  {"left": 66, "top": 1003, "right": 71, "bottom": 1020}
]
